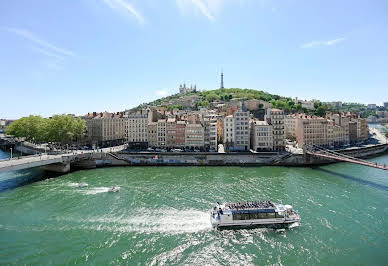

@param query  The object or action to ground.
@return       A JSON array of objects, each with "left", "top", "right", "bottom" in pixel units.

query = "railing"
[{"left": 305, "top": 144, "right": 388, "bottom": 170}]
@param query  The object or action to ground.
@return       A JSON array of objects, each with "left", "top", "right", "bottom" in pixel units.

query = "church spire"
[{"left": 220, "top": 70, "right": 224, "bottom": 89}]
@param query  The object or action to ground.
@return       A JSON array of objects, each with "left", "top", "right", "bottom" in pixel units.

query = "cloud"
[
  {"left": 301, "top": 37, "right": 346, "bottom": 48},
  {"left": 3, "top": 27, "right": 75, "bottom": 57},
  {"left": 103, "top": 0, "right": 145, "bottom": 24},
  {"left": 176, "top": 0, "right": 222, "bottom": 21},
  {"left": 155, "top": 89, "right": 169, "bottom": 97}
]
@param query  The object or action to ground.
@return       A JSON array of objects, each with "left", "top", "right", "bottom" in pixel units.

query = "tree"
[
  {"left": 314, "top": 106, "right": 326, "bottom": 117},
  {"left": 6, "top": 114, "right": 86, "bottom": 145}
]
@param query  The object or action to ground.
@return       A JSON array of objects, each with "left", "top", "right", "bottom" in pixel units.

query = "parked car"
[
  {"left": 147, "top": 147, "right": 154, "bottom": 151},
  {"left": 171, "top": 148, "right": 183, "bottom": 152}
]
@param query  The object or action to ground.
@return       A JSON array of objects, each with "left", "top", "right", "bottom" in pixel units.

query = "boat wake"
[
  {"left": 83, "top": 187, "right": 111, "bottom": 195},
  {"left": 57, "top": 208, "right": 212, "bottom": 234},
  {"left": 288, "top": 222, "right": 300, "bottom": 228}
]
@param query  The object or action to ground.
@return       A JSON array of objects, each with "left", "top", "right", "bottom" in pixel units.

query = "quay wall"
[{"left": 83, "top": 144, "right": 388, "bottom": 168}]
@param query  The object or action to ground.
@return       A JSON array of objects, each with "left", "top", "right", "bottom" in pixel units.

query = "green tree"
[{"left": 314, "top": 106, "right": 326, "bottom": 117}]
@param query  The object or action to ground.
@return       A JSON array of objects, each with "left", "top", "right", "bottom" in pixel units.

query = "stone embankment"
[{"left": 74, "top": 143, "right": 388, "bottom": 169}]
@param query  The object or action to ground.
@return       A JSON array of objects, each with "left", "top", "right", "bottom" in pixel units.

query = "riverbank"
[{"left": 68, "top": 143, "right": 388, "bottom": 170}]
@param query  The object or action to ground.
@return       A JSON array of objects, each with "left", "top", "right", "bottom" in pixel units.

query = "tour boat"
[
  {"left": 210, "top": 200, "right": 300, "bottom": 229},
  {"left": 77, "top": 183, "right": 88, "bottom": 188},
  {"left": 108, "top": 186, "right": 120, "bottom": 192}
]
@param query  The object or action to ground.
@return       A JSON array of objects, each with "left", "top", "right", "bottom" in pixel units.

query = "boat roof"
[{"left": 217, "top": 201, "right": 286, "bottom": 213}]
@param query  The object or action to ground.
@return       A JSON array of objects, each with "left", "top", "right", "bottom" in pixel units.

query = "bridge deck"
[
  {"left": 307, "top": 151, "right": 388, "bottom": 170},
  {"left": 0, "top": 145, "right": 127, "bottom": 173}
]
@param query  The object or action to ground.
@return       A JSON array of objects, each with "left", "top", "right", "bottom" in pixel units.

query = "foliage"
[
  {"left": 6, "top": 115, "right": 86, "bottom": 144},
  {"left": 167, "top": 104, "right": 183, "bottom": 111}
]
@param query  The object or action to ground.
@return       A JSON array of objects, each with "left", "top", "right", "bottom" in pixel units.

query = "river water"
[{"left": 0, "top": 149, "right": 387, "bottom": 265}]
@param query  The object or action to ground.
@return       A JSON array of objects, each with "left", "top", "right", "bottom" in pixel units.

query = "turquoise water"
[{"left": 0, "top": 149, "right": 387, "bottom": 265}]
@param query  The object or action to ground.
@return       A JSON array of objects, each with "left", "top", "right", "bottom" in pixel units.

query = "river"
[{"left": 0, "top": 149, "right": 387, "bottom": 265}]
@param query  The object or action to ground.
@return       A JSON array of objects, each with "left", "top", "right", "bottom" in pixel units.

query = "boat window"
[
  {"left": 258, "top": 213, "right": 268, "bottom": 219},
  {"left": 267, "top": 213, "right": 275, "bottom": 218},
  {"left": 250, "top": 213, "right": 260, "bottom": 219},
  {"left": 276, "top": 213, "right": 284, "bottom": 218}
]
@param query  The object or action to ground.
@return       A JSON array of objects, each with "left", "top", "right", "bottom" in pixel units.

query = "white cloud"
[
  {"left": 155, "top": 89, "right": 169, "bottom": 97},
  {"left": 103, "top": 0, "right": 145, "bottom": 24},
  {"left": 3, "top": 27, "right": 75, "bottom": 57},
  {"left": 301, "top": 37, "right": 346, "bottom": 48},
  {"left": 176, "top": 0, "right": 223, "bottom": 21}
]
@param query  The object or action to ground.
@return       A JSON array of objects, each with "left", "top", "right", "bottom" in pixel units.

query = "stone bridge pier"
[{"left": 43, "top": 162, "right": 71, "bottom": 173}]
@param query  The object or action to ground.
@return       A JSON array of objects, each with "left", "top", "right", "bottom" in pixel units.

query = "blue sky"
[{"left": 1, "top": 0, "right": 387, "bottom": 119}]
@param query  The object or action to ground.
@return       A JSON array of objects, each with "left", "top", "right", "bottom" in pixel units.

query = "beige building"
[
  {"left": 148, "top": 122, "right": 157, "bottom": 147},
  {"left": 176, "top": 121, "right": 186, "bottom": 147},
  {"left": 166, "top": 118, "right": 177, "bottom": 148},
  {"left": 265, "top": 108, "right": 285, "bottom": 151},
  {"left": 296, "top": 115, "right": 329, "bottom": 148},
  {"left": 223, "top": 115, "right": 234, "bottom": 149},
  {"left": 284, "top": 115, "right": 297, "bottom": 141},
  {"left": 327, "top": 113, "right": 349, "bottom": 144},
  {"left": 125, "top": 112, "right": 148, "bottom": 145},
  {"left": 185, "top": 123, "right": 204, "bottom": 148},
  {"left": 85, "top": 112, "right": 126, "bottom": 147},
  {"left": 250, "top": 120, "right": 273, "bottom": 151},
  {"left": 157, "top": 119, "right": 167, "bottom": 147}
]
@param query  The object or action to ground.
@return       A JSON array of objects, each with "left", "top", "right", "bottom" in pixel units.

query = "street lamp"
[{"left": 10, "top": 147, "right": 12, "bottom": 159}]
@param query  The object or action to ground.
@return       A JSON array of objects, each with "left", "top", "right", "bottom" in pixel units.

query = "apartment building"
[
  {"left": 327, "top": 113, "right": 349, "bottom": 144},
  {"left": 148, "top": 122, "right": 157, "bottom": 147},
  {"left": 284, "top": 115, "right": 297, "bottom": 141},
  {"left": 176, "top": 121, "right": 186, "bottom": 147},
  {"left": 166, "top": 118, "right": 177, "bottom": 148},
  {"left": 265, "top": 108, "right": 285, "bottom": 151},
  {"left": 85, "top": 112, "right": 126, "bottom": 147},
  {"left": 250, "top": 120, "right": 273, "bottom": 151},
  {"left": 125, "top": 112, "right": 148, "bottom": 148},
  {"left": 296, "top": 115, "right": 329, "bottom": 148},
  {"left": 223, "top": 115, "right": 234, "bottom": 149},
  {"left": 157, "top": 119, "right": 167, "bottom": 147},
  {"left": 185, "top": 123, "right": 205, "bottom": 148},
  {"left": 349, "top": 121, "right": 358, "bottom": 143},
  {"left": 233, "top": 110, "right": 250, "bottom": 151}
]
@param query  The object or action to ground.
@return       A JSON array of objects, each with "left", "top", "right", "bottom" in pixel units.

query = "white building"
[
  {"left": 233, "top": 110, "right": 250, "bottom": 151},
  {"left": 157, "top": 119, "right": 167, "bottom": 147},
  {"left": 265, "top": 108, "right": 285, "bottom": 151},
  {"left": 223, "top": 115, "right": 234, "bottom": 148},
  {"left": 250, "top": 120, "right": 273, "bottom": 151}
]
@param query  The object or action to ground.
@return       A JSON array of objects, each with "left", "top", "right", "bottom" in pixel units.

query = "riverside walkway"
[{"left": 0, "top": 145, "right": 127, "bottom": 173}]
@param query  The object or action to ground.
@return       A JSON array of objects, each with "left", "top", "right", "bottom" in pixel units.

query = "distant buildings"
[
  {"left": 367, "top": 104, "right": 377, "bottom": 110},
  {"left": 294, "top": 113, "right": 368, "bottom": 148},
  {"left": 384, "top": 102, "right": 388, "bottom": 108},
  {"left": 329, "top": 101, "right": 342, "bottom": 109},
  {"left": 294, "top": 97, "right": 315, "bottom": 110},
  {"left": 82, "top": 89, "right": 373, "bottom": 152},
  {"left": 179, "top": 84, "right": 197, "bottom": 94}
]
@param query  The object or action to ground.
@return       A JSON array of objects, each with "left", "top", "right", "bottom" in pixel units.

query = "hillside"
[
  {"left": 134, "top": 88, "right": 382, "bottom": 117},
  {"left": 135, "top": 88, "right": 307, "bottom": 113}
]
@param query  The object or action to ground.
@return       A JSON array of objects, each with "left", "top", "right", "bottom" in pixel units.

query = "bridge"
[
  {"left": 0, "top": 145, "right": 127, "bottom": 173},
  {"left": 305, "top": 144, "right": 388, "bottom": 171}
]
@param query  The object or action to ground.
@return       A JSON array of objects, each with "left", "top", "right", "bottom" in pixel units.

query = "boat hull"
[{"left": 214, "top": 221, "right": 299, "bottom": 230}]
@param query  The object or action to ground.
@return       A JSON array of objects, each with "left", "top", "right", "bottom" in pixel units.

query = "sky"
[{"left": 1, "top": 0, "right": 387, "bottom": 119}]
